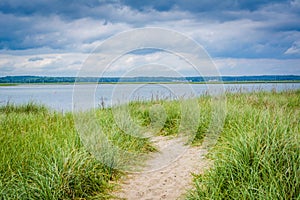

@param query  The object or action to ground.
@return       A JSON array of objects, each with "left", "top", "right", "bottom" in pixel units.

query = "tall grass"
[
  {"left": 0, "top": 108, "right": 110, "bottom": 199},
  {"left": 188, "top": 90, "right": 300, "bottom": 199},
  {"left": 1, "top": 90, "right": 298, "bottom": 199},
  {"left": 118, "top": 97, "right": 211, "bottom": 140},
  {"left": 0, "top": 97, "right": 209, "bottom": 198},
  {"left": 0, "top": 103, "right": 154, "bottom": 199},
  {"left": 0, "top": 101, "right": 48, "bottom": 114}
]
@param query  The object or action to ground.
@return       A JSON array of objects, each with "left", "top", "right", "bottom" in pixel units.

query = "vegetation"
[
  {"left": 0, "top": 103, "right": 152, "bottom": 199},
  {"left": 188, "top": 90, "right": 300, "bottom": 199},
  {"left": 0, "top": 90, "right": 299, "bottom": 199},
  {"left": 0, "top": 83, "right": 18, "bottom": 86},
  {"left": 0, "top": 75, "right": 299, "bottom": 84}
]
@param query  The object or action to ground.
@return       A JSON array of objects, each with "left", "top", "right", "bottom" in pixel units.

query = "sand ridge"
[{"left": 112, "top": 136, "right": 211, "bottom": 200}]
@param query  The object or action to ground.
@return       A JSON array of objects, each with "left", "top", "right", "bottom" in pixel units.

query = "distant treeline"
[{"left": 0, "top": 75, "right": 299, "bottom": 83}]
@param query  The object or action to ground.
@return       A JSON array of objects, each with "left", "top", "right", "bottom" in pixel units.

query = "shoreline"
[{"left": 1, "top": 80, "right": 300, "bottom": 86}]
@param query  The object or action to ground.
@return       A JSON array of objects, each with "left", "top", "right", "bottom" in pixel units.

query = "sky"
[{"left": 0, "top": 0, "right": 300, "bottom": 77}]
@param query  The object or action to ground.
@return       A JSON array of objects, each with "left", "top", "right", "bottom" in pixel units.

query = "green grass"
[
  {"left": 0, "top": 103, "right": 153, "bottom": 199},
  {"left": 0, "top": 108, "right": 111, "bottom": 199},
  {"left": 187, "top": 90, "right": 300, "bottom": 199},
  {"left": 0, "top": 97, "right": 210, "bottom": 199},
  {"left": 0, "top": 101, "right": 48, "bottom": 114},
  {"left": 0, "top": 83, "right": 18, "bottom": 86},
  {"left": 0, "top": 90, "right": 299, "bottom": 199}
]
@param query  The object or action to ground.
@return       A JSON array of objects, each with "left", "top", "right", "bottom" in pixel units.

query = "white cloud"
[
  {"left": 1, "top": 52, "right": 299, "bottom": 77},
  {"left": 77, "top": 50, "right": 197, "bottom": 77},
  {"left": 0, "top": 53, "right": 88, "bottom": 76},
  {"left": 215, "top": 58, "right": 300, "bottom": 75},
  {"left": 284, "top": 41, "right": 300, "bottom": 55}
]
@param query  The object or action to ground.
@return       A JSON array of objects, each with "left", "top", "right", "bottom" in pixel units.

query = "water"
[{"left": 0, "top": 83, "right": 299, "bottom": 112}]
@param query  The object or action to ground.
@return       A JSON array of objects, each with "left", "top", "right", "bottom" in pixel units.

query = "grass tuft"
[
  {"left": 0, "top": 101, "right": 48, "bottom": 114},
  {"left": 187, "top": 90, "right": 300, "bottom": 199},
  {"left": 0, "top": 105, "right": 119, "bottom": 199}
]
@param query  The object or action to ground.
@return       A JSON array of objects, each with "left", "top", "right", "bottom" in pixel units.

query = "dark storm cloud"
[
  {"left": 121, "top": 0, "right": 288, "bottom": 12},
  {"left": 0, "top": 0, "right": 299, "bottom": 20},
  {"left": 0, "top": 0, "right": 132, "bottom": 22},
  {"left": 0, "top": 0, "right": 296, "bottom": 20},
  {"left": 0, "top": 0, "right": 103, "bottom": 19},
  {"left": 0, "top": 0, "right": 299, "bottom": 60}
]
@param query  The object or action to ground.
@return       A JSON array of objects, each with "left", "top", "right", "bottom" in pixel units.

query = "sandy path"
[{"left": 112, "top": 136, "right": 211, "bottom": 200}]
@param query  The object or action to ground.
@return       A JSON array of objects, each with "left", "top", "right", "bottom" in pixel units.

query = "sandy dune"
[{"left": 112, "top": 136, "right": 211, "bottom": 200}]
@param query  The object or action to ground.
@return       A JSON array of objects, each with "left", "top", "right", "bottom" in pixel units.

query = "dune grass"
[
  {"left": 0, "top": 90, "right": 298, "bottom": 199},
  {"left": 0, "top": 97, "right": 210, "bottom": 199},
  {"left": 0, "top": 103, "right": 153, "bottom": 199},
  {"left": 187, "top": 90, "right": 300, "bottom": 199},
  {"left": 0, "top": 107, "right": 111, "bottom": 199}
]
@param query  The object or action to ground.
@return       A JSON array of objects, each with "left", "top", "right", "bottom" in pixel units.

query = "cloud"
[
  {"left": 0, "top": 0, "right": 290, "bottom": 17},
  {"left": 28, "top": 57, "right": 44, "bottom": 62},
  {"left": 1, "top": 0, "right": 299, "bottom": 57},
  {"left": 0, "top": 53, "right": 88, "bottom": 76},
  {"left": 215, "top": 58, "right": 300, "bottom": 75},
  {"left": 285, "top": 41, "right": 300, "bottom": 55},
  {"left": 121, "top": 0, "right": 288, "bottom": 12},
  {"left": 0, "top": 0, "right": 299, "bottom": 76},
  {"left": 1, "top": 51, "right": 299, "bottom": 77}
]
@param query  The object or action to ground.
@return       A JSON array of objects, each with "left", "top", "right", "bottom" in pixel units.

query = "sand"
[{"left": 112, "top": 136, "right": 211, "bottom": 200}]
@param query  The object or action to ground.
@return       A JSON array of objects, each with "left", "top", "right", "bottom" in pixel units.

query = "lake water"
[{"left": 0, "top": 83, "right": 299, "bottom": 112}]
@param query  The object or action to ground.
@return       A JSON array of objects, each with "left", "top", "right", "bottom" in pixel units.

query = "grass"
[
  {"left": 0, "top": 103, "right": 153, "bottom": 199},
  {"left": 0, "top": 90, "right": 299, "bottom": 199},
  {"left": 187, "top": 90, "right": 300, "bottom": 199},
  {"left": 0, "top": 101, "right": 48, "bottom": 114},
  {"left": 0, "top": 83, "right": 18, "bottom": 86},
  {"left": 0, "top": 107, "right": 111, "bottom": 199}
]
